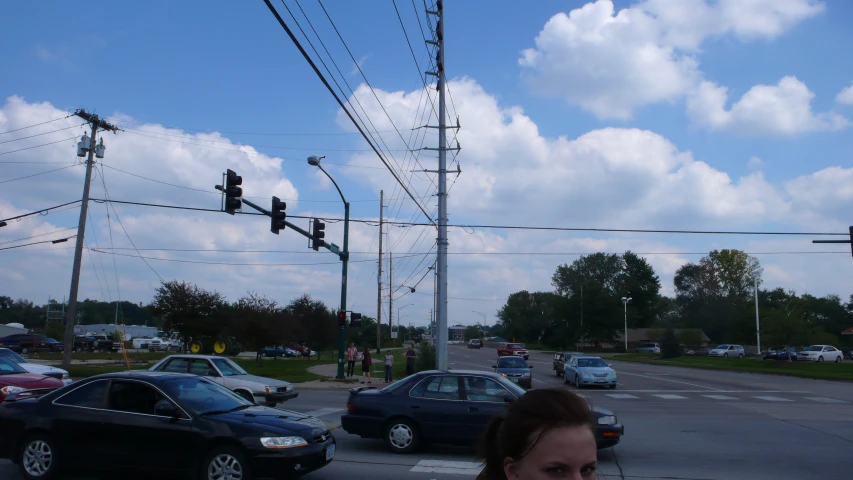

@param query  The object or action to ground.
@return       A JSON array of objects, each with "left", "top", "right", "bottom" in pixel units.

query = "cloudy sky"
[{"left": 1, "top": 0, "right": 852, "bottom": 329}]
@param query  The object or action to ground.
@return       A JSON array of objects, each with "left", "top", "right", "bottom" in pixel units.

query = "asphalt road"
[{"left": 3, "top": 345, "right": 853, "bottom": 479}]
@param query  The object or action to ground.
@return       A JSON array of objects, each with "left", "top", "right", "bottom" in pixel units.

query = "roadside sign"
[{"left": 330, "top": 243, "right": 340, "bottom": 255}]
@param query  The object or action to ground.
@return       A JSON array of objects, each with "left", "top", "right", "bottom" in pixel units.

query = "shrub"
[
  {"left": 661, "top": 328, "right": 682, "bottom": 359},
  {"left": 416, "top": 340, "right": 436, "bottom": 372}
]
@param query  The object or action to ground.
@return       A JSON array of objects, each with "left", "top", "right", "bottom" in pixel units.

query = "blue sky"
[{"left": 2, "top": 0, "right": 853, "bottom": 328}]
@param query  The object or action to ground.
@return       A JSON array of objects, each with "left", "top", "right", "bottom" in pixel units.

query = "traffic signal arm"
[{"left": 240, "top": 197, "right": 345, "bottom": 259}]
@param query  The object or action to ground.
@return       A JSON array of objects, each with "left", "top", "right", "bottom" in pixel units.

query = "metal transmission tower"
[
  {"left": 424, "top": 0, "right": 460, "bottom": 370},
  {"left": 62, "top": 109, "right": 119, "bottom": 368}
]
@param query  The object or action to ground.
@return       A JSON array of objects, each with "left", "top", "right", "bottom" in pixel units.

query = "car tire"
[
  {"left": 738, "top": 353, "right": 744, "bottom": 359},
  {"left": 575, "top": 375, "right": 581, "bottom": 388},
  {"left": 201, "top": 445, "right": 252, "bottom": 480},
  {"left": 235, "top": 390, "right": 254, "bottom": 403},
  {"left": 835, "top": 356, "right": 842, "bottom": 363},
  {"left": 385, "top": 417, "right": 419, "bottom": 454},
  {"left": 564, "top": 373, "right": 568, "bottom": 384},
  {"left": 609, "top": 384, "right": 616, "bottom": 389},
  {"left": 21, "top": 347, "right": 29, "bottom": 355},
  {"left": 723, "top": 353, "right": 728, "bottom": 358},
  {"left": 818, "top": 356, "right": 824, "bottom": 362},
  {"left": 18, "top": 433, "right": 59, "bottom": 480}
]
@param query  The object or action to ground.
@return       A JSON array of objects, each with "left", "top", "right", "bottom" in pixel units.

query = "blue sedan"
[
  {"left": 492, "top": 356, "right": 533, "bottom": 389},
  {"left": 564, "top": 356, "right": 618, "bottom": 389}
]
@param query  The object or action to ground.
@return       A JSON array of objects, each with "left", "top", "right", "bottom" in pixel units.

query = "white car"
[
  {"left": 798, "top": 345, "right": 844, "bottom": 363},
  {"left": 0, "top": 347, "right": 73, "bottom": 385},
  {"left": 708, "top": 344, "right": 745, "bottom": 358}
]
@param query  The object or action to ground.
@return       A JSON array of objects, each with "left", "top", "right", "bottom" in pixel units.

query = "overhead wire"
[
  {"left": 0, "top": 164, "right": 79, "bottom": 184},
  {"left": 0, "top": 200, "right": 82, "bottom": 223},
  {"left": 96, "top": 166, "right": 124, "bottom": 311},
  {"left": 0, "top": 227, "right": 78, "bottom": 246},
  {"left": 0, "top": 137, "right": 78, "bottom": 156},
  {"left": 0, "top": 122, "right": 87, "bottom": 145},
  {"left": 0, "top": 114, "right": 73, "bottom": 136},
  {"left": 89, "top": 248, "right": 421, "bottom": 266},
  {"left": 116, "top": 118, "right": 430, "bottom": 136},
  {"left": 0, "top": 236, "right": 76, "bottom": 251}
]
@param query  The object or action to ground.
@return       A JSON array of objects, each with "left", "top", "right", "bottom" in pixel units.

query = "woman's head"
[
  {"left": 477, "top": 388, "right": 596, "bottom": 480},
  {"left": 363, "top": 347, "right": 369, "bottom": 354},
  {"left": 387, "top": 350, "right": 391, "bottom": 355}
]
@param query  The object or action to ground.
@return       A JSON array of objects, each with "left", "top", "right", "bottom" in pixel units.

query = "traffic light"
[
  {"left": 337, "top": 311, "right": 346, "bottom": 327},
  {"left": 271, "top": 196, "right": 286, "bottom": 234},
  {"left": 849, "top": 226, "right": 853, "bottom": 257},
  {"left": 350, "top": 312, "right": 362, "bottom": 327},
  {"left": 311, "top": 218, "right": 325, "bottom": 251},
  {"left": 224, "top": 169, "right": 242, "bottom": 215}
]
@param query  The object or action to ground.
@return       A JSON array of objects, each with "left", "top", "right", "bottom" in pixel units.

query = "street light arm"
[{"left": 317, "top": 164, "right": 347, "bottom": 206}]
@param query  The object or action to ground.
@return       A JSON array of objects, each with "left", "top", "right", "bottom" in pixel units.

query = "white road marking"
[
  {"left": 753, "top": 396, "right": 793, "bottom": 402},
  {"left": 410, "top": 460, "right": 482, "bottom": 475},
  {"left": 303, "top": 408, "right": 346, "bottom": 417},
  {"left": 805, "top": 397, "right": 848, "bottom": 403},
  {"left": 652, "top": 394, "right": 688, "bottom": 400},
  {"left": 615, "top": 371, "right": 724, "bottom": 391},
  {"left": 577, "top": 389, "right": 810, "bottom": 393},
  {"left": 702, "top": 395, "right": 738, "bottom": 400},
  {"left": 606, "top": 393, "right": 639, "bottom": 399}
]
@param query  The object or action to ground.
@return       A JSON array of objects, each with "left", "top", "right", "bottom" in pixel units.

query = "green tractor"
[{"left": 188, "top": 335, "right": 243, "bottom": 356}]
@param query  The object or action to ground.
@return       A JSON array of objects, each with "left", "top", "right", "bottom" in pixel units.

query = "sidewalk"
[{"left": 300, "top": 363, "right": 394, "bottom": 390}]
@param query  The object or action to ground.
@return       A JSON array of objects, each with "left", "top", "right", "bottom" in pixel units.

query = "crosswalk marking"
[
  {"left": 805, "top": 397, "right": 848, "bottom": 403},
  {"left": 702, "top": 395, "right": 738, "bottom": 400},
  {"left": 410, "top": 460, "right": 482, "bottom": 475},
  {"left": 652, "top": 394, "right": 687, "bottom": 400},
  {"left": 302, "top": 408, "right": 346, "bottom": 417},
  {"left": 751, "top": 396, "right": 792, "bottom": 402},
  {"left": 606, "top": 393, "right": 639, "bottom": 399}
]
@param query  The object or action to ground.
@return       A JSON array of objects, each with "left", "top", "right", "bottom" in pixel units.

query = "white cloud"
[
  {"left": 837, "top": 82, "right": 853, "bottom": 105},
  {"left": 748, "top": 156, "right": 764, "bottom": 168},
  {"left": 519, "top": 0, "right": 824, "bottom": 119},
  {"left": 686, "top": 77, "right": 848, "bottom": 134}
]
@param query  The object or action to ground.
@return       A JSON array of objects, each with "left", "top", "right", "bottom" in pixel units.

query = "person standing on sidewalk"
[
  {"left": 405, "top": 344, "right": 416, "bottom": 376},
  {"left": 360, "top": 347, "right": 372, "bottom": 384},
  {"left": 384, "top": 350, "right": 394, "bottom": 383},
  {"left": 346, "top": 343, "right": 357, "bottom": 378}
]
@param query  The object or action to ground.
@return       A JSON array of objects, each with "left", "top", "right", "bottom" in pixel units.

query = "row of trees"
[{"left": 496, "top": 250, "right": 853, "bottom": 350}]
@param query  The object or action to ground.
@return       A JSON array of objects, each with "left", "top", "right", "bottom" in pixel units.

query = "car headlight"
[
  {"left": 265, "top": 386, "right": 273, "bottom": 394},
  {"left": 597, "top": 415, "right": 617, "bottom": 425},
  {"left": 285, "top": 384, "right": 293, "bottom": 392},
  {"left": 522, "top": 373, "right": 530, "bottom": 377},
  {"left": 61, "top": 374, "right": 69, "bottom": 381},
  {"left": 1, "top": 386, "right": 25, "bottom": 395},
  {"left": 260, "top": 436, "right": 307, "bottom": 449},
  {"left": 579, "top": 371, "right": 591, "bottom": 377}
]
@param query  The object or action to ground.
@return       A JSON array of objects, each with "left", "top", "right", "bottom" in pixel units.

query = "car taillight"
[{"left": 347, "top": 402, "right": 355, "bottom": 413}]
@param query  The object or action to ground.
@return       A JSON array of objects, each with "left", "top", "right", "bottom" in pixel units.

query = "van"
[{"left": 635, "top": 343, "right": 661, "bottom": 354}]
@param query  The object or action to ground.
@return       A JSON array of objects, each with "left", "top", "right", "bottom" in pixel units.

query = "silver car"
[
  {"left": 149, "top": 354, "right": 298, "bottom": 406},
  {"left": 635, "top": 343, "right": 660, "bottom": 354},
  {"left": 708, "top": 344, "right": 745, "bottom": 358}
]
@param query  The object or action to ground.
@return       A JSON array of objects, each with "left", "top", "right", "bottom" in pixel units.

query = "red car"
[
  {"left": 0, "top": 357, "right": 64, "bottom": 402},
  {"left": 497, "top": 342, "right": 529, "bottom": 360}
]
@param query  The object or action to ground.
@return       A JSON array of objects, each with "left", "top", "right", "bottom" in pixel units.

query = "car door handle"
[{"left": 468, "top": 407, "right": 479, "bottom": 412}]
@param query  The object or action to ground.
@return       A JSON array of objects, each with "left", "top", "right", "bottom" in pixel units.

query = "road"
[{"left": 3, "top": 345, "right": 853, "bottom": 479}]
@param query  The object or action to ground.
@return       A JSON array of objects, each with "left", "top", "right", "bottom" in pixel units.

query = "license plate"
[
  {"left": 325, "top": 444, "right": 335, "bottom": 461},
  {"left": 511, "top": 378, "right": 519, "bottom": 383},
  {"left": 595, "top": 379, "right": 607, "bottom": 383}
]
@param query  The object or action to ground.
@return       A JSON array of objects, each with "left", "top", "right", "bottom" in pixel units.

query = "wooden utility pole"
[{"left": 376, "top": 190, "right": 383, "bottom": 354}]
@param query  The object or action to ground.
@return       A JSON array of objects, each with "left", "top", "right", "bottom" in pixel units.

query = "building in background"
[
  {"left": 73, "top": 324, "right": 158, "bottom": 340},
  {"left": 448, "top": 325, "right": 466, "bottom": 342}
]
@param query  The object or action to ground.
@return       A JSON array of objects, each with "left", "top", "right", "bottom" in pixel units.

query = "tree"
[
  {"left": 552, "top": 253, "right": 623, "bottom": 297},
  {"left": 464, "top": 326, "right": 481, "bottom": 341},
  {"left": 231, "top": 292, "right": 281, "bottom": 353},
  {"left": 619, "top": 252, "right": 661, "bottom": 328},
  {"left": 676, "top": 329, "right": 705, "bottom": 347},
  {"left": 661, "top": 328, "right": 681, "bottom": 358},
  {"left": 283, "top": 294, "right": 336, "bottom": 352},
  {"left": 149, "top": 281, "right": 227, "bottom": 346}
]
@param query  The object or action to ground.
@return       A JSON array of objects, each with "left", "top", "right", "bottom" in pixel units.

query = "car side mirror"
[{"left": 154, "top": 399, "right": 180, "bottom": 418}]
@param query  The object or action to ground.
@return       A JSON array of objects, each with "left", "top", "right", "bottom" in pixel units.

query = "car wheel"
[
  {"left": 738, "top": 354, "right": 744, "bottom": 359},
  {"left": 575, "top": 375, "right": 581, "bottom": 388},
  {"left": 19, "top": 433, "right": 59, "bottom": 480},
  {"left": 21, "top": 347, "right": 29, "bottom": 355},
  {"left": 609, "top": 384, "right": 616, "bottom": 389},
  {"left": 385, "top": 418, "right": 419, "bottom": 454},
  {"left": 835, "top": 356, "right": 842, "bottom": 363},
  {"left": 818, "top": 356, "right": 824, "bottom": 362},
  {"left": 563, "top": 373, "right": 568, "bottom": 384},
  {"left": 723, "top": 353, "right": 728, "bottom": 358},
  {"left": 235, "top": 390, "right": 254, "bottom": 403},
  {"left": 201, "top": 445, "right": 251, "bottom": 480}
]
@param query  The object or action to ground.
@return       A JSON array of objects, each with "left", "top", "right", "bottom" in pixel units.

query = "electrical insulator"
[
  {"left": 77, "top": 133, "right": 91, "bottom": 158},
  {"left": 95, "top": 137, "right": 106, "bottom": 159}
]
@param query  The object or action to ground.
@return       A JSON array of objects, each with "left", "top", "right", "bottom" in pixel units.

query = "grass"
[
  {"left": 613, "top": 353, "right": 853, "bottom": 382},
  {"left": 34, "top": 351, "right": 171, "bottom": 362}
]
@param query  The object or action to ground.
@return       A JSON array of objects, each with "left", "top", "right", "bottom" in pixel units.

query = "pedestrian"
[
  {"left": 384, "top": 350, "right": 394, "bottom": 383},
  {"left": 476, "top": 388, "right": 597, "bottom": 480},
  {"left": 405, "top": 344, "right": 416, "bottom": 376},
  {"left": 346, "top": 343, "right": 357, "bottom": 378},
  {"left": 360, "top": 347, "right": 372, "bottom": 384}
]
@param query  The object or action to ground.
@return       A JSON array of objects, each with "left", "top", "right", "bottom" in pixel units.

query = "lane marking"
[
  {"left": 303, "top": 408, "right": 346, "bottom": 417},
  {"left": 615, "top": 371, "right": 724, "bottom": 391},
  {"left": 652, "top": 394, "right": 687, "bottom": 400},
  {"left": 410, "top": 460, "right": 482, "bottom": 475},
  {"left": 702, "top": 395, "right": 738, "bottom": 400},
  {"left": 606, "top": 393, "right": 639, "bottom": 399},
  {"left": 805, "top": 397, "right": 848, "bottom": 403},
  {"left": 753, "top": 396, "right": 793, "bottom": 402}
]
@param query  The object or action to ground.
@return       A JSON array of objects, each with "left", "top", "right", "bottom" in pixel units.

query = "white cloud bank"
[{"left": 837, "top": 82, "right": 853, "bottom": 105}]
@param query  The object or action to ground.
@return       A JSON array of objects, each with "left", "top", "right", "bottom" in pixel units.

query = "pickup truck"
[
  {"left": 497, "top": 342, "right": 529, "bottom": 360},
  {"left": 73, "top": 335, "right": 122, "bottom": 353}
]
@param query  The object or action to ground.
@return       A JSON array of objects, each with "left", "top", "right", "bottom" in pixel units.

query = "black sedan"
[
  {"left": 341, "top": 369, "right": 623, "bottom": 454},
  {"left": 0, "top": 371, "right": 335, "bottom": 480}
]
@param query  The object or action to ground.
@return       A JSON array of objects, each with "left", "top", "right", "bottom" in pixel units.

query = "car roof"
[
  {"left": 88, "top": 371, "right": 198, "bottom": 380},
  {"left": 156, "top": 354, "right": 230, "bottom": 360},
  {"left": 575, "top": 356, "right": 605, "bottom": 360},
  {"left": 416, "top": 369, "right": 505, "bottom": 377}
]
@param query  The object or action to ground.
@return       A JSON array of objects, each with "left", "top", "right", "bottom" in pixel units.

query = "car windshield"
[
  {"left": 0, "top": 357, "right": 27, "bottom": 375},
  {"left": 495, "top": 375, "right": 527, "bottom": 397},
  {"left": 714, "top": 345, "right": 728, "bottom": 349},
  {"left": 577, "top": 358, "right": 608, "bottom": 368},
  {"left": 498, "top": 358, "right": 528, "bottom": 368},
  {"left": 803, "top": 346, "right": 822, "bottom": 352},
  {"left": 160, "top": 376, "right": 250, "bottom": 415},
  {"left": 211, "top": 358, "right": 248, "bottom": 376},
  {"left": 506, "top": 343, "right": 523, "bottom": 349},
  {"left": 0, "top": 349, "right": 27, "bottom": 364}
]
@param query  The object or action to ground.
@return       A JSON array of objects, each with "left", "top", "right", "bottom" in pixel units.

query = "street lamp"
[
  {"left": 753, "top": 268, "right": 764, "bottom": 360},
  {"left": 621, "top": 297, "right": 632, "bottom": 351},
  {"left": 308, "top": 155, "right": 350, "bottom": 379},
  {"left": 472, "top": 311, "right": 487, "bottom": 327}
]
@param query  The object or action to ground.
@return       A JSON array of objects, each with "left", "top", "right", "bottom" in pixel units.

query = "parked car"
[
  {"left": 341, "top": 370, "right": 623, "bottom": 454},
  {"left": 147, "top": 337, "right": 182, "bottom": 353},
  {"left": 708, "top": 344, "right": 745, "bottom": 358},
  {"left": 287, "top": 343, "right": 311, "bottom": 357},
  {"left": 763, "top": 345, "right": 786, "bottom": 360},
  {"left": 284, "top": 347, "right": 302, "bottom": 358},
  {"left": 552, "top": 351, "right": 584, "bottom": 377},
  {"left": 0, "top": 357, "right": 64, "bottom": 403},
  {"left": 0, "top": 348, "right": 72, "bottom": 386},
  {"left": 635, "top": 343, "right": 661, "bottom": 354},
  {"left": 1, "top": 334, "right": 51, "bottom": 354},
  {"left": 259, "top": 345, "right": 287, "bottom": 358},
  {"left": 73, "top": 334, "right": 122, "bottom": 353},
  {"left": 777, "top": 347, "right": 800, "bottom": 361},
  {"left": 149, "top": 354, "right": 298, "bottom": 406},
  {"left": 694, "top": 347, "right": 710, "bottom": 356},
  {"left": 564, "top": 356, "right": 618, "bottom": 389},
  {"left": 683, "top": 348, "right": 695, "bottom": 355},
  {"left": 0, "top": 372, "right": 335, "bottom": 480},
  {"left": 493, "top": 356, "right": 533, "bottom": 389},
  {"left": 496, "top": 342, "right": 529, "bottom": 360},
  {"left": 798, "top": 345, "right": 844, "bottom": 363},
  {"left": 45, "top": 338, "right": 64, "bottom": 352},
  {"left": 467, "top": 339, "right": 482, "bottom": 349}
]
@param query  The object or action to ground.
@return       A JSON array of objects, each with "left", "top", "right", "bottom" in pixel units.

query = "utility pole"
[
  {"left": 63, "top": 110, "right": 118, "bottom": 368},
  {"left": 388, "top": 247, "right": 393, "bottom": 348},
  {"left": 376, "top": 190, "right": 383, "bottom": 354}
]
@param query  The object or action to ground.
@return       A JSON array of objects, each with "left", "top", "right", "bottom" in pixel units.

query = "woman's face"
[{"left": 503, "top": 425, "right": 597, "bottom": 480}]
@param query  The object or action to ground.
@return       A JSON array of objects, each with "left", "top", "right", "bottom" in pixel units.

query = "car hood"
[
  {"left": 577, "top": 367, "right": 614, "bottom": 374},
  {"left": 496, "top": 367, "right": 530, "bottom": 374},
  {"left": 0, "top": 373, "right": 64, "bottom": 389},
  {"left": 20, "top": 363, "right": 68, "bottom": 376},
  {"left": 211, "top": 405, "right": 325, "bottom": 435},
  {"left": 223, "top": 374, "right": 292, "bottom": 388},
  {"left": 709, "top": 349, "right": 726, "bottom": 353}
]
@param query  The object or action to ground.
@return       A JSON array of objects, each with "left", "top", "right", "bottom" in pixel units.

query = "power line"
[
  {"left": 0, "top": 164, "right": 80, "bottom": 184},
  {"left": 0, "top": 236, "right": 76, "bottom": 251},
  {"left": 0, "top": 227, "right": 78, "bottom": 246},
  {"left": 262, "top": 0, "right": 435, "bottom": 225},
  {"left": 0, "top": 200, "right": 82, "bottom": 223},
  {"left": 0, "top": 115, "right": 73, "bottom": 136},
  {"left": 116, "top": 119, "right": 429, "bottom": 136},
  {"left": 0, "top": 137, "right": 78, "bottom": 156},
  {"left": 0, "top": 123, "right": 87, "bottom": 145},
  {"left": 89, "top": 248, "right": 421, "bottom": 266}
]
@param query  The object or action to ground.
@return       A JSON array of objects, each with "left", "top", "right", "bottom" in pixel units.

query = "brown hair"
[{"left": 476, "top": 388, "right": 593, "bottom": 480}]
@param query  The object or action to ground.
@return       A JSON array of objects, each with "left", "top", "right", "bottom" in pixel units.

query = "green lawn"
[
  {"left": 613, "top": 353, "right": 853, "bottom": 382},
  {"left": 34, "top": 351, "right": 170, "bottom": 363}
]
